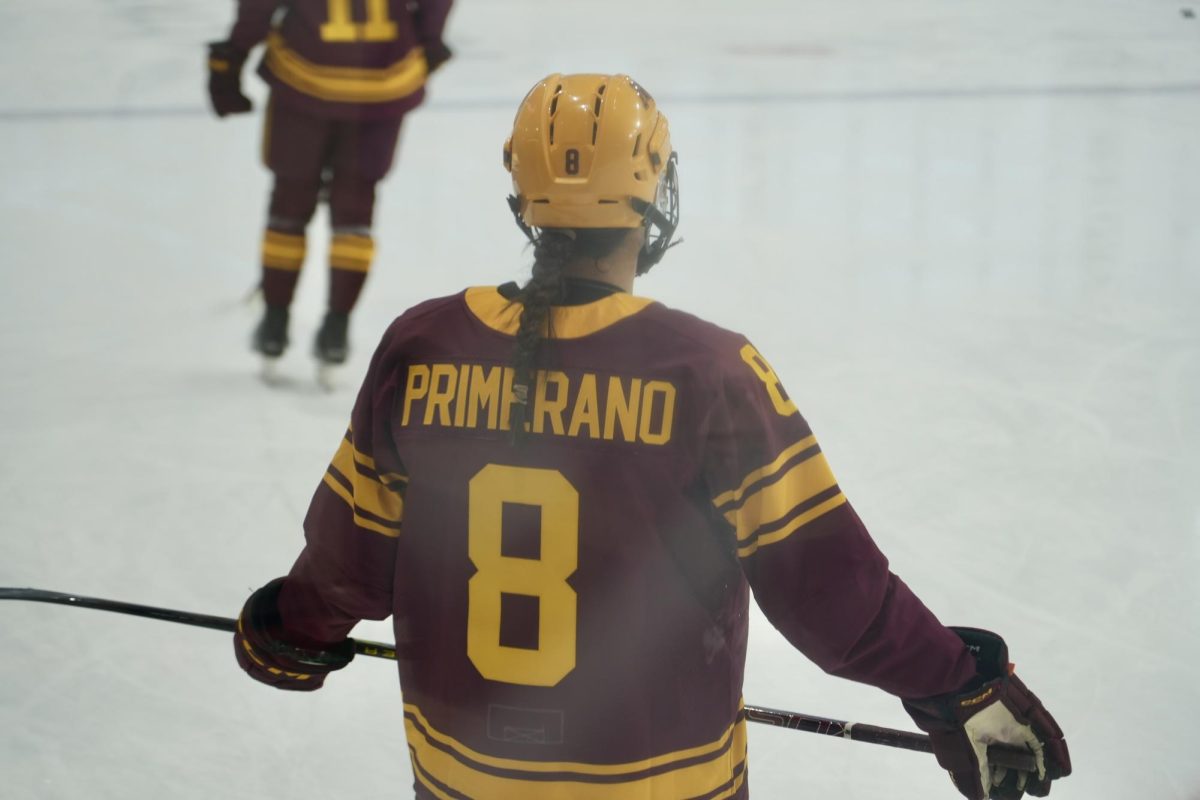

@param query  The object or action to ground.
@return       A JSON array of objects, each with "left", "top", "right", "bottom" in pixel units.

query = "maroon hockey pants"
[{"left": 258, "top": 95, "right": 404, "bottom": 313}]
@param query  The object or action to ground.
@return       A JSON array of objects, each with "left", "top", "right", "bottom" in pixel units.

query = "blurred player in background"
[
  {"left": 207, "top": 0, "right": 453, "bottom": 378},
  {"left": 231, "top": 74, "right": 1071, "bottom": 799}
]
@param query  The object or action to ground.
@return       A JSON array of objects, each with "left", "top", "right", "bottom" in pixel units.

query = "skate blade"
[
  {"left": 261, "top": 357, "right": 285, "bottom": 386},
  {"left": 316, "top": 362, "right": 340, "bottom": 392}
]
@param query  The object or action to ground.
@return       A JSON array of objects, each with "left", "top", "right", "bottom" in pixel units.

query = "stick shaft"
[
  {"left": 2, "top": 587, "right": 1033, "bottom": 771},
  {"left": 0, "top": 587, "right": 395, "bottom": 658}
]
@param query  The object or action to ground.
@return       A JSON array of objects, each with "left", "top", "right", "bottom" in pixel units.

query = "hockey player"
[
  {"left": 233, "top": 74, "right": 1071, "bottom": 799},
  {"left": 206, "top": 0, "right": 453, "bottom": 375}
]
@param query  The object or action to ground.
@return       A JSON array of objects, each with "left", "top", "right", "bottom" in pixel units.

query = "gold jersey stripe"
[
  {"left": 723, "top": 450, "right": 838, "bottom": 542},
  {"left": 736, "top": 493, "right": 847, "bottom": 558},
  {"left": 405, "top": 710, "right": 746, "bottom": 798},
  {"left": 265, "top": 33, "right": 427, "bottom": 104},
  {"left": 405, "top": 703, "right": 744, "bottom": 777},
  {"left": 712, "top": 435, "right": 817, "bottom": 509},
  {"left": 412, "top": 768, "right": 455, "bottom": 800},
  {"left": 321, "top": 473, "right": 402, "bottom": 538},
  {"left": 719, "top": 771, "right": 748, "bottom": 799},
  {"left": 464, "top": 286, "right": 655, "bottom": 340}
]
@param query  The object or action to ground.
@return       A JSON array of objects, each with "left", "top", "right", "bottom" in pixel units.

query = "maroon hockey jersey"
[
  {"left": 275, "top": 285, "right": 976, "bottom": 798},
  {"left": 229, "top": 0, "right": 452, "bottom": 119}
]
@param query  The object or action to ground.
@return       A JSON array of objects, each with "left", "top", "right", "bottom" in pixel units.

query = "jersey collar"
[{"left": 464, "top": 285, "right": 654, "bottom": 339}]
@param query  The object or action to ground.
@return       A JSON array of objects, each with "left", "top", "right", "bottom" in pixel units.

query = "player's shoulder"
[
  {"left": 380, "top": 289, "right": 471, "bottom": 337},
  {"left": 638, "top": 297, "right": 751, "bottom": 356}
]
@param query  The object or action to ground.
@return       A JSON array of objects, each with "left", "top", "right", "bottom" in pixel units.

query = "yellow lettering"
[
  {"left": 499, "top": 367, "right": 516, "bottom": 431},
  {"left": 423, "top": 364, "right": 458, "bottom": 426},
  {"left": 453, "top": 364, "right": 471, "bottom": 428},
  {"left": 567, "top": 374, "right": 601, "bottom": 438},
  {"left": 639, "top": 380, "right": 675, "bottom": 445},
  {"left": 604, "top": 377, "right": 641, "bottom": 442},
  {"left": 532, "top": 371, "right": 569, "bottom": 435},
  {"left": 401, "top": 365, "right": 430, "bottom": 426},
  {"left": 466, "top": 365, "right": 502, "bottom": 430}
]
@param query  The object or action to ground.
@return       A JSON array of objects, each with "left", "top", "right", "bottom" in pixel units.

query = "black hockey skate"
[
  {"left": 253, "top": 305, "right": 289, "bottom": 358},
  {"left": 314, "top": 311, "right": 350, "bottom": 365},
  {"left": 314, "top": 311, "right": 350, "bottom": 392}
]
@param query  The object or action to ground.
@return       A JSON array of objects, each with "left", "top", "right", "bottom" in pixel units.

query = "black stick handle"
[
  {"left": 2, "top": 588, "right": 1035, "bottom": 772},
  {"left": 745, "top": 704, "right": 1038, "bottom": 772}
]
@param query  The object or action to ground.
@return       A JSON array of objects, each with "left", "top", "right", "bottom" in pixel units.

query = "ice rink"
[{"left": 2, "top": 0, "right": 1198, "bottom": 797}]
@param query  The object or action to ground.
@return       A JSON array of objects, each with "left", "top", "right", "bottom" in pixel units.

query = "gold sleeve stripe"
[
  {"left": 265, "top": 33, "right": 427, "bottom": 104},
  {"left": 736, "top": 493, "right": 848, "bottom": 558},
  {"left": 712, "top": 435, "right": 818, "bottom": 509},
  {"left": 723, "top": 450, "right": 839, "bottom": 542},
  {"left": 404, "top": 703, "right": 746, "bottom": 798},
  {"left": 321, "top": 473, "right": 402, "bottom": 538},
  {"left": 329, "top": 437, "right": 403, "bottom": 521},
  {"left": 339, "top": 429, "right": 408, "bottom": 488}
]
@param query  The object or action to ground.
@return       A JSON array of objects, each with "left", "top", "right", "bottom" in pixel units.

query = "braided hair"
[{"left": 509, "top": 228, "right": 628, "bottom": 443}]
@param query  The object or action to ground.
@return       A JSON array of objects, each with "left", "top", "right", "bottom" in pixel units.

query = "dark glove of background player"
[
  {"left": 207, "top": 40, "right": 253, "bottom": 117},
  {"left": 234, "top": 578, "right": 354, "bottom": 691},
  {"left": 903, "top": 628, "right": 1071, "bottom": 799},
  {"left": 423, "top": 39, "right": 452, "bottom": 74}
]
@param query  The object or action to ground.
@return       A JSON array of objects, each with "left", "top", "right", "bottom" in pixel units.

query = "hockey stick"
[
  {"left": 1, "top": 587, "right": 1035, "bottom": 771},
  {"left": 0, "top": 587, "right": 398, "bottom": 659}
]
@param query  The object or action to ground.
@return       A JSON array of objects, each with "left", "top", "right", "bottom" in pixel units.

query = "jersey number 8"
[{"left": 467, "top": 464, "right": 578, "bottom": 687}]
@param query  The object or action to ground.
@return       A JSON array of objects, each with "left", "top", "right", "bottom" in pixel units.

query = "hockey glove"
[
  {"left": 207, "top": 40, "right": 253, "bottom": 117},
  {"left": 422, "top": 39, "right": 452, "bottom": 74},
  {"left": 903, "top": 628, "right": 1070, "bottom": 799},
  {"left": 234, "top": 578, "right": 354, "bottom": 691}
]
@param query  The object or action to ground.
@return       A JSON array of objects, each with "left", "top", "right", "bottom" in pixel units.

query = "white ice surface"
[{"left": 1, "top": 1, "right": 1198, "bottom": 798}]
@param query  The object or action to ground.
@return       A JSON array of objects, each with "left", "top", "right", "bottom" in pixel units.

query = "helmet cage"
[{"left": 632, "top": 151, "right": 680, "bottom": 275}]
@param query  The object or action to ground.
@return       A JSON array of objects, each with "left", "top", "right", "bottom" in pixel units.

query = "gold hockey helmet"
[{"left": 503, "top": 73, "right": 680, "bottom": 272}]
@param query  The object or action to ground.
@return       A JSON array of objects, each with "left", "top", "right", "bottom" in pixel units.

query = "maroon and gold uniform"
[
  {"left": 215, "top": 0, "right": 452, "bottom": 347},
  {"left": 229, "top": 0, "right": 451, "bottom": 120},
  {"left": 271, "top": 282, "right": 977, "bottom": 798}
]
